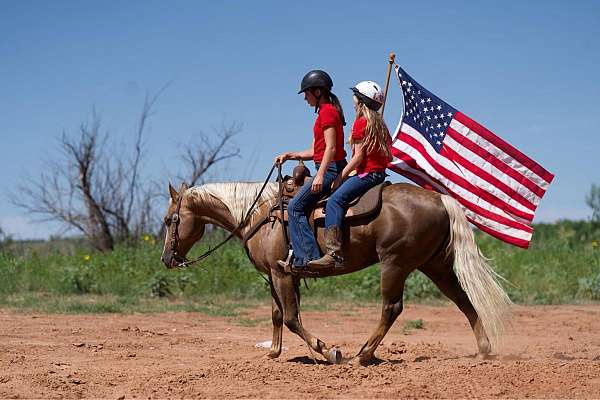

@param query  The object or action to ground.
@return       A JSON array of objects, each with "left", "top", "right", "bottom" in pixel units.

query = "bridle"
[
  {"left": 167, "top": 193, "right": 190, "bottom": 266},
  {"left": 167, "top": 163, "right": 284, "bottom": 269}
]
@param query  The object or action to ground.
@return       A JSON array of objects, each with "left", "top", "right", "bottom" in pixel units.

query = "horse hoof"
[
  {"left": 327, "top": 348, "right": 343, "bottom": 364},
  {"left": 476, "top": 352, "right": 495, "bottom": 361},
  {"left": 267, "top": 350, "right": 281, "bottom": 359},
  {"left": 358, "top": 354, "right": 373, "bottom": 366}
]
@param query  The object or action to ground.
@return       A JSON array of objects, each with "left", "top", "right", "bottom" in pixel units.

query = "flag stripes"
[
  {"left": 390, "top": 121, "right": 536, "bottom": 248},
  {"left": 388, "top": 64, "right": 554, "bottom": 248}
]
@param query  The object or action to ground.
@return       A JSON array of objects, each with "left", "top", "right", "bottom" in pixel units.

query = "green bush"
[{"left": 0, "top": 220, "right": 598, "bottom": 312}]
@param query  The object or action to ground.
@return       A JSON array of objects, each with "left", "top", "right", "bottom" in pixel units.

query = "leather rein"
[{"left": 168, "top": 163, "right": 284, "bottom": 269}]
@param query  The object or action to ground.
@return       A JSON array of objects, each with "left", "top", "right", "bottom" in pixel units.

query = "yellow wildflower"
[
  {"left": 143, "top": 235, "right": 151, "bottom": 242},
  {"left": 83, "top": 255, "right": 91, "bottom": 262},
  {"left": 592, "top": 240, "right": 598, "bottom": 248}
]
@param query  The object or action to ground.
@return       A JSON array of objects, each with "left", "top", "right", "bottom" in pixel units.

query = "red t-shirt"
[
  {"left": 351, "top": 117, "right": 392, "bottom": 174},
  {"left": 313, "top": 103, "right": 346, "bottom": 163}
]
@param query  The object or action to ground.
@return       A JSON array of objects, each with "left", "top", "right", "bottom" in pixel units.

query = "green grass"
[
  {"left": 0, "top": 220, "right": 598, "bottom": 313},
  {"left": 402, "top": 318, "right": 424, "bottom": 334},
  {"left": 475, "top": 221, "right": 600, "bottom": 304}
]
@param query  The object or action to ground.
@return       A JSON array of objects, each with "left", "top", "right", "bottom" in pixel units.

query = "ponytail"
[
  {"left": 328, "top": 92, "right": 346, "bottom": 126},
  {"left": 312, "top": 88, "right": 346, "bottom": 126}
]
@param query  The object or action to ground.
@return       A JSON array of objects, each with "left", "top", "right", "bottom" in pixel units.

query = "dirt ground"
[{"left": 1, "top": 304, "right": 599, "bottom": 399}]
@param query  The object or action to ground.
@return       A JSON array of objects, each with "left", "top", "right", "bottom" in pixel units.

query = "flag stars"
[{"left": 436, "top": 105, "right": 442, "bottom": 110}]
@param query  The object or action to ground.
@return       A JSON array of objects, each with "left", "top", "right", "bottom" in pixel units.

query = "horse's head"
[{"left": 160, "top": 182, "right": 206, "bottom": 268}]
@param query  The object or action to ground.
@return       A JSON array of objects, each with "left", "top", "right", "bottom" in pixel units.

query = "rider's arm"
[
  {"left": 317, "top": 127, "right": 336, "bottom": 173},
  {"left": 311, "top": 127, "right": 336, "bottom": 193},
  {"left": 274, "top": 140, "right": 314, "bottom": 164},
  {"left": 340, "top": 141, "right": 365, "bottom": 180}
]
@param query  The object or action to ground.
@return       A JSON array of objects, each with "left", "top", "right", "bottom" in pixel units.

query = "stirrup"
[{"left": 277, "top": 249, "right": 294, "bottom": 273}]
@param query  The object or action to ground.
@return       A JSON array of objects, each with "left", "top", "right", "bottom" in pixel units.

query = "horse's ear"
[{"left": 168, "top": 182, "right": 179, "bottom": 201}]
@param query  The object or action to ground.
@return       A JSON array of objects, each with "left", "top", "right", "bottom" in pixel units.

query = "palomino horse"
[{"left": 160, "top": 180, "right": 511, "bottom": 365}]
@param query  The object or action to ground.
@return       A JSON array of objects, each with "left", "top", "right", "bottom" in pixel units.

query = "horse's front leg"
[
  {"left": 267, "top": 281, "right": 283, "bottom": 358},
  {"left": 354, "top": 259, "right": 409, "bottom": 366},
  {"left": 270, "top": 268, "right": 342, "bottom": 364}
]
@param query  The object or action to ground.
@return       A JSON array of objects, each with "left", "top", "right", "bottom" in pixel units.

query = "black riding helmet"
[{"left": 298, "top": 70, "right": 333, "bottom": 94}]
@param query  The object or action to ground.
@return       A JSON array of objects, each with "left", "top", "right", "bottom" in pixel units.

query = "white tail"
[{"left": 440, "top": 195, "right": 512, "bottom": 350}]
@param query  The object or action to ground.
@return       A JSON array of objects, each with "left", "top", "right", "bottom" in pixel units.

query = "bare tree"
[
  {"left": 587, "top": 183, "right": 600, "bottom": 223},
  {"left": 176, "top": 122, "right": 241, "bottom": 187},
  {"left": 10, "top": 90, "right": 241, "bottom": 251},
  {"left": 11, "top": 108, "right": 149, "bottom": 251}
]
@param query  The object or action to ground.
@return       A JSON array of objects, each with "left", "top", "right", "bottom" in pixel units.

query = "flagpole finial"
[{"left": 389, "top": 52, "right": 396, "bottom": 64}]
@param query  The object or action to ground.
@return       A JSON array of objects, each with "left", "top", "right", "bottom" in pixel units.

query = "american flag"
[{"left": 388, "top": 65, "right": 554, "bottom": 248}]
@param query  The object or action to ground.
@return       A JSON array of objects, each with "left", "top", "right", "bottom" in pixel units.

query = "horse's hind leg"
[
  {"left": 354, "top": 258, "right": 409, "bottom": 366},
  {"left": 267, "top": 282, "right": 283, "bottom": 359},
  {"left": 420, "top": 258, "right": 492, "bottom": 356},
  {"left": 270, "top": 269, "right": 341, "bottom": 364}
]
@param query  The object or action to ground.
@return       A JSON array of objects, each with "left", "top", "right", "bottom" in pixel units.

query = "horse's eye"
[{"left": 172, "top": 214, "right": 179, "bottom": 223}]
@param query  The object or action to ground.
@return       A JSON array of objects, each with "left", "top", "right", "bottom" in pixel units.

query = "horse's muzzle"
[{"left": 161, "top": 252, "right": 188, "bottom": 269}]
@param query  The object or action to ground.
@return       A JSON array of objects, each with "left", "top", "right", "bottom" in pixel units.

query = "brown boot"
[{"left": 308, "top": 226, "right": 344, "bottom": 270}]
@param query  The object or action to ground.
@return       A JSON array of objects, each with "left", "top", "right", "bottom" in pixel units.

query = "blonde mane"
[{"left": 186, "top": 182, "right": 279, "bottom": 225}]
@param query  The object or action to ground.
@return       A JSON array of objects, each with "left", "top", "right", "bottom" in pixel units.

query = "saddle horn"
[{"left": 292, "top": 160, "right": 311, "bottom": 186}]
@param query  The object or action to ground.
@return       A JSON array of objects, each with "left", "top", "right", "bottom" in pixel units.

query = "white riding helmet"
[{"left": 350, "top": 81, "right": 384, "bottom": 111}]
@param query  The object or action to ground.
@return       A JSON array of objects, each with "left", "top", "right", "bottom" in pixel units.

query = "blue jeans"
[
  {"left": 325, "top": 171, "right": 386, "bottom": 229},
  {"left": 288, "top": 161, "right": 346, "bottom": 267}
]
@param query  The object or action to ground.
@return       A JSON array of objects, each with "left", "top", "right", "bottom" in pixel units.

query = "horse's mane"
[{"left": 186, "top": 182, "right": 279, "bottom": 225}]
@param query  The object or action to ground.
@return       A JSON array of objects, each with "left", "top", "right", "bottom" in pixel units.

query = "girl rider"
[
  {"left": 275, "top": 70, "right": 347, "bottom": 272},
  {"left": 308, "top": 81, "right": 392, "bottom": 270}
]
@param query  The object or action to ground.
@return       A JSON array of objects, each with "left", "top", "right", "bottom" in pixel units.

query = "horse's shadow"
[{"left": 287, "top": 355, "right": 403, "bottom": 366}]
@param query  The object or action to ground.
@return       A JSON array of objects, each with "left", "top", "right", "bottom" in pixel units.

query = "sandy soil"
[{"left": 1, "top": 304, "right": 599, "bottom": 399}]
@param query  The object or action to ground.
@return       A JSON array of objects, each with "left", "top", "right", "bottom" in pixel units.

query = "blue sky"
[{"left": 1, "top": 1, "right": 599, "bottom": 239}]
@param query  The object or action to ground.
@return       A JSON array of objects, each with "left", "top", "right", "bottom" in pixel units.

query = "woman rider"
[
  {"left": 275, "top": 70, "right": 347, "bottom": 272},
  {"left": 308, "top": 80, "right": 392, "bottom": 270}
]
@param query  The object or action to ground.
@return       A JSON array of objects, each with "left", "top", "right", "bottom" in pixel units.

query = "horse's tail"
[{"left": 440, "top": 194, "right": 512, "bottom": 350}]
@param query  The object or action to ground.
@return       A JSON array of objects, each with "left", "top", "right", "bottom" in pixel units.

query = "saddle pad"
[{"left": 312, "top": 181, "right": 390, "bottom": 223}]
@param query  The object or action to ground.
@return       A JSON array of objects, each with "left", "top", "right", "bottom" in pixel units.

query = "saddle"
[
  {"left": 242, "top": 163, "right": 387, "bottom": 275},
  {"left": 275, "top": 171, "right": 389, "bottom": 225}
]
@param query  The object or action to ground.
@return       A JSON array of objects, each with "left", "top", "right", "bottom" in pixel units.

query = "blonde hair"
[{"left": 350, "top": 103, "right": 392, "bottom": 161}]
